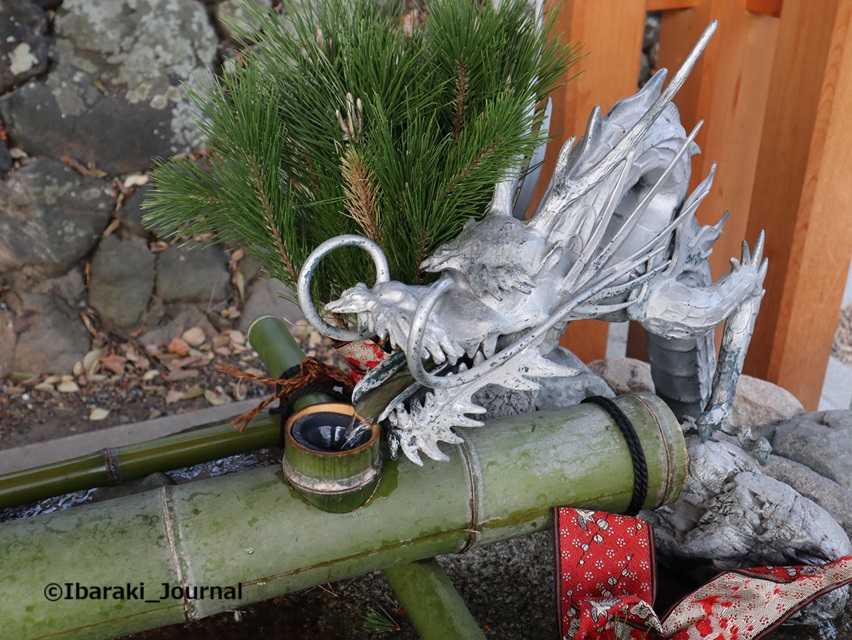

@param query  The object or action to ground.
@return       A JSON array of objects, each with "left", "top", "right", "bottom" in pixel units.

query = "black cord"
[
  {"left": 269, "top": 365, "right": 353, "bottom": 448},
  {"left": 581, "top": 396, "right": 649, "bottom": 516}
]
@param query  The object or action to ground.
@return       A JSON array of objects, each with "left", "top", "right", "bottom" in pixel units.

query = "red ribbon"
[{"left": 555, "top": 507, "right": 852, "bottom": 640}]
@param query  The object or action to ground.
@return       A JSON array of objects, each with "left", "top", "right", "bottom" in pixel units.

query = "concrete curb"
[{"left": 0, "top": 399, "right": 262, "bottom": 475}]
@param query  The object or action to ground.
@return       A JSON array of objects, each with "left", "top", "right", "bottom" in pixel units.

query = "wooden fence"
[{"left": 537, "top": 0, "right": 852, "bottom": 410}]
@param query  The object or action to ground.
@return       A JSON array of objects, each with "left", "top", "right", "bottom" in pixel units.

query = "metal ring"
[{"left": 297, "top": 235, "right": 391, "bottom": 342}]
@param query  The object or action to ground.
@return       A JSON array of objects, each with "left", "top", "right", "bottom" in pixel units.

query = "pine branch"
[
  {"left": 249, "top": 159, "right": 299, "bottom": 282},
  {"left": 452, "top": 59, "right": 469, "bottom": 144},
  {"left": 340, "top": 147, "right": 381, "bottom": 243},
  {"left": 143, "top": 0, "right": 579, "bottom": 307}
]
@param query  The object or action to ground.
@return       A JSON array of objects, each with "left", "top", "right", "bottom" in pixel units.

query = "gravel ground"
[{"left": 0, "top": 319, "right": 345, "bottom": 451}]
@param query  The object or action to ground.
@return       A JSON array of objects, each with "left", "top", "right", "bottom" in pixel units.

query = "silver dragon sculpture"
[{"left": 297, "top": 22, "right": 769, "bottom": 465}]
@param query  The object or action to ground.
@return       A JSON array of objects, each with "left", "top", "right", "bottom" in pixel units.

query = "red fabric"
[
  {"left": 555, "top": 507, "right": 852, "bottom": 640},
  {"left": 555, "top": 508, "right": 659, "bottom": 639},
  {"left": 331, "top": 338, "right": 387, "bottom": 383}
]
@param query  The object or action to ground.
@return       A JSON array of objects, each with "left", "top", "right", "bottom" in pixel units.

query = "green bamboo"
[
  {"left": 282, "top": 402, "right": 382, "bottom": 513},
  {"left": 247, "top": 314, "right": 330, "bottom": 409},
  {"left": 0, "top": 392, "right": 686, "bottom": 640},
  {"left": 0, "top": 416, "right": 281, "bottom": 510},
  {"left": 384, "top": 559, "right": 487, "bottom": 640}
]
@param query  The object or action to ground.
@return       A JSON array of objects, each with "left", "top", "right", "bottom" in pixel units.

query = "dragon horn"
[
  {"left": 574, "top": 120, "right": 705, "bottom": 289},
  {"left": 577, "top": 21, "right": 716, "bottom": 187},
  {"left": 536, "top": 20, "right": 716, "bottom": 229}
]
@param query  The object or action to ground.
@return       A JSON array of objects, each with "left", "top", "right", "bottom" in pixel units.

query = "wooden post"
[
  {"left": 536, "top": 0, "right": 646, "bottom": 362},
  {"left": 628, "top": 0, "right": 780, "bottom": 360},
  {"left": 744, "top": 0, "right": 852, "bottom": 409}
]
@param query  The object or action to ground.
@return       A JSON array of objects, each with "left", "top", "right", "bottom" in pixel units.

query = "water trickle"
[{"left": 292, "top": 412, "right": 373, "bottom": 452}]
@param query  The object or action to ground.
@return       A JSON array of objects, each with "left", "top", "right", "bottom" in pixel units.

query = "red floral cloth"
[
  {"left": 555, "top": 508, "right": 660, "bottom": 639},
  {"left": 662, "top": 558, "right": 852, "bottom": 639},
  {"left": 555, "top": 507, "right": 852, "bottom": 640}
]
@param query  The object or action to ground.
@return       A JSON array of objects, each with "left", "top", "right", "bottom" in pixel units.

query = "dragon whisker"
[{"left": 578, "top": 120, "right": 704, "bottom": 289}]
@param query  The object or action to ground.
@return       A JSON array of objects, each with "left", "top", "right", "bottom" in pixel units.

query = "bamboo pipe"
[
  {"left": 384, "top": 559, "right": 487, "bottom": 640},
  {"left": 0, "top": 392, "right": 685, "bottom": 640}
]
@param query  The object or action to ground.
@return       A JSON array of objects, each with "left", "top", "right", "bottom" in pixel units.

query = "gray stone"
[
  {"left": 88, "top": 235, "right": 155, "bottom": 330},
  {"left": 138, "top": 303, "right": 218, "bottom": 348},
  {"left": 732, "top": 374, "right": 804, "bottom": 428},
  {"left": 216, "top": 0, "right": 272, "bottom": 41},
  {"left": 155, "top": 241, "right": 231, "bottom": 303},
  {"left": 0, "top": 0, "right": 48, "bottom": 93},
  {"left": 0, "top": 142, "right": 12, "bottom": 178},
  {"left": 644, "top": 437, "right": 852, "bottom": 623},
  {"left": 118, "top": 184, "right": 152, "bottom": 237},
  {"left": 639, "top": 52, "right": 651, "bottom": 86},
  {"left": 26, "top": 266, "right": 86, "bottom": 306},
  {"left": 238, "top": 277, "right": 304, "bottom": 333},
  {"left": 644, "top": 13, "right": 662, "bottom": 52},
  {"left": 587, "top": 359, "right": 805, "bottom": 429},
  {"left": 762, "top": 454, "right": 852, "bottom": 538},
  {"left": 535, "top": 346, "right": 614, "bottom": 411},
  {"left": 0, "top": 0, "right": 218, "bottom": 174},
  {"left": 5, "top": 277, "right": 91, "bottom": 374},
  {"left": 0, "top": 159, "right": 113, "bottom": 277},
  {"left": 587, "top": 357, "right": 654, "bottom": 396},
  {"left": 770, "top": 411, "right": 852, "bottom": 492},
  {"left": 474, "top": 384, "right": 537, "bottom": 420}
]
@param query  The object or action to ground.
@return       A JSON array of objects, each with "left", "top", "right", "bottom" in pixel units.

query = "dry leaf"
[
  {"left": 182, "top": 327, "right": 206, "bottom": 347},
  {"left": 57, "top": 381, "right": 81, "bottom": 393},
  {"left": 182, "top": 386, "right": 205, "bottom": 399},
  {"left": 204, "top": 390, "right": 229, "bottom": 406},
  {"left": 44, "top": 375, "right": 61, "bottom": 385},
  {"left": 34, "top": 382, "right": 56, "bottom": 393},
  {"left": 83, "top": 349, "right": 102, "bottom": 374},
  {"left": 233, "top": 271, "right": 246, "bottom": 301},
  {"left": 142, "top": 370, "right": 160, "bottom": 382},
  {"left": 174, "top": 356, "right": 203, "bottom": 369},
  {"left": 101, "top": 217, "right": 121, "bottom": 238},
  {"left": 72, "top": 361, "right": 84, "bottom": 377},
  {"left": 89, "top": 407, "right": 110, "bottom": 421},
  {"left": 99, "top": 354, "right": 127, "bottom": 375},
  {"left": 168, "top": 337, "right": 190, "bottom": 357},
  {"left": 165, "top": 390, "right": 184, "bottom": 405},
  {"left": 229, "top": 248, "right": 245, "bottom": 266},
  {"left": 123, "top": 173, "right": 149, "bottom": 189},
  {"left": 164, "top": 369, "right": 199, "bottom": 382}
]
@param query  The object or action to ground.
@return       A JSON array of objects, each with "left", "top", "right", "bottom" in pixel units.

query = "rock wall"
[{"left": 0, "top": 0, "right": 303, "bottom": 377}]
